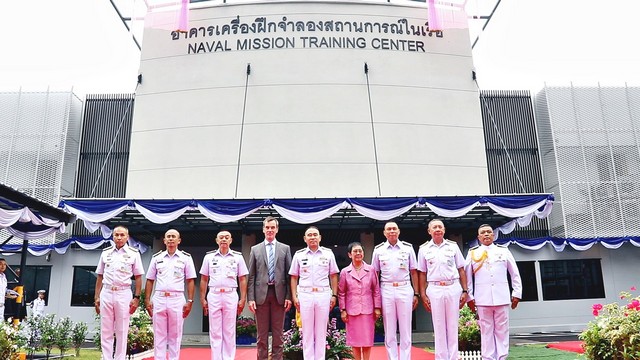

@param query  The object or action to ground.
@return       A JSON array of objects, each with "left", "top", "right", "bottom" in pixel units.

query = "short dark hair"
[
  {"left": 347, "top": 242, "right": 363, "bottom": 253},
  {"left": 304, "top": 226, "right": 320, "bottom": 235}
]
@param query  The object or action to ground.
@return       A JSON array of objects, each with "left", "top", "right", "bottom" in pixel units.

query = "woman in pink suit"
[{"left": 338, "top": 242, "right": 382, "bottom": 360}]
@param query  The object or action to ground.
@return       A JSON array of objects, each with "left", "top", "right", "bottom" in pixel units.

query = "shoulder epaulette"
[
  {"left": 103, "top": 245, "right": 113, "bottom": 251},
  {"left": 470, "top": 245, "right": 479, "bottom": 251},
  {"left": 230, "top": 250, "right": 242, "bottom": 255},
  {"left": 152, "top": 250, "right": 163, "bottom": 257},
  {"left": 445, "top": 239, "right": 456, "bottom": 244},
  {"left": 419, "top": 241, "right": 430, "bottom": 248},
  {"left": 496, "top": 244, "right": 507, "bottom": 248},
  {"left": 181, "top": 250, "right": 191, "bottom": 257},
  {"left": 319, "top": 246, "right": 330, "bottom": 251},
  {"left": 401, "top": 241, "right": 412, "bottom": 247},
  {"left": 206, "top": 250, "right": 217, "bottom": 254},
  {"left": 127, "top": 245, "right": 139, "bottom": 252},
  {"left": 295, "top": 248, "right": 306, "bottom": 253},
  {"left": 374, "top": 242, "right": 385, "bottom": 249}
]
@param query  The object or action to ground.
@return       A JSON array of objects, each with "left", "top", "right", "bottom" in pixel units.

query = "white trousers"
[
  {"left": 427, "top": 283, "right": 462, "bottom": 360},
  {"left": 381, "top": 284, "right": 413, "bottom": 360},
  {"left": 207, "top": 290, "right": 239, "bottom": 360},
  {"left": 477, "top": 305, "right": 510, "bottom": 360},
  {"left": 153, "top": 294, "right": 186, "bottom": 360},
  {"left": 100, "top": 288, "right": 132, "bottom": 360},
  {"left": 298, "top": 290, "right": 332, "bottom": 360}
]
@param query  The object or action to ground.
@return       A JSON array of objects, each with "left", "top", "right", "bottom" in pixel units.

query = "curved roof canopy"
[{"left": 0, "top": 183, "right": 74, "bottom": 241}]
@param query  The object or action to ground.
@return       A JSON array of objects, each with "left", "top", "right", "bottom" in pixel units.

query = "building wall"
[
  {"left": 535, "top": 85, "right": 640, "bottom": 238},
  {"left": 0, "top": 90, "right": 82, "bottom": 245},
  {"left": 72, "top": 93, "right": 135, "bottom": 237},
  {"left": 509, "top": 244, "right": 640, "bottom": 333},
  {"left": 480, "top": 90, "right": 549, "bottom": 239},
  {"left": 128, "top": 0, "right": 489, "bottom": 198}
]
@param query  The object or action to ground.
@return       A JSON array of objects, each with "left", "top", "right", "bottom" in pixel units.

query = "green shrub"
[{"left": 580, "top": 287, "right": 640, "bottom": 360}]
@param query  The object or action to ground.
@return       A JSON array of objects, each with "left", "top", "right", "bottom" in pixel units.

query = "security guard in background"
[
  {"left": 199, "top": 230, "right": 248, "bottom": 360},
  {"left": 30, "top": 289, "right": 47, "bottom": 317}
]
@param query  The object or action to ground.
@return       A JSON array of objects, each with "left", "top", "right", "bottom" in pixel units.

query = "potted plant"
[
  {"left": 374, "top": 315, "right": 385, "bottom": 343},
  {"left": 236, "top": 316, "right": 257, "bottom": 345},
  {"left": 283, "top": 319, "right": 303, "bottom": 360},
  {"left": 458, "top": 304, "right": 481, "bottom": 352},
  {"left": 325, "top": 318, "right": 355, "bottom": 360},
  {"left": 127, "top": 308, "right": 154, "bottom": 357},
  {"left": 580, "top": 286, "right": 640, "bottom": 360},
  {"left": 283, "top": 317, "right": 354, "bottom": 360}
]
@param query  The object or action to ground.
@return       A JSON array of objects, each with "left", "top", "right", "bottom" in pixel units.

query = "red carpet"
[
  {"left": 546, "top": 341, "right": 585, "bottom": 354},
  {"left": 145, "top": 345, "right": 434, "bottom": 359}
]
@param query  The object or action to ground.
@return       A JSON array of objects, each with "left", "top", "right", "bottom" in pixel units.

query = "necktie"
[{"left": 268, "top": 242, "right": 275, "bottom": 283}]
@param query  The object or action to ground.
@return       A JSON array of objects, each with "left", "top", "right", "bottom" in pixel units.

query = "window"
[
  {"left": 19, "top": 265, "right": 52, "bottom": 305},
  {"left": 540, "top": 259, "right": 605, "bottom": 300},
  {"left": 71, "top": 266, "right": 98, "bottom": 306},
  {"left": 515, "top": 261, "right": 538, "bottom": 302}
]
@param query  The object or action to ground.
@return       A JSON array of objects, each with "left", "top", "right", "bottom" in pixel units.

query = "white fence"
[{"left": 459, "top": 350, "right": 482, "bottom": 360}]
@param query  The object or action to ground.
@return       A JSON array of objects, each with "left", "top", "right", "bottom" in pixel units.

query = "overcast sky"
[{"left": 2, "top": 0, "right": 639, "bottom": 94}]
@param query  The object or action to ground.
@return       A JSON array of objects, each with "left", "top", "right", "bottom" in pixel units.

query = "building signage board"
[{"left": 130, "top": 1, "right": 489, "bottom": 198}]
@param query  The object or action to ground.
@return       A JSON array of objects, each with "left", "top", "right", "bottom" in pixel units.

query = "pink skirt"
[{"left": 345, "top": 313, "right": 375, "bottom": 347}]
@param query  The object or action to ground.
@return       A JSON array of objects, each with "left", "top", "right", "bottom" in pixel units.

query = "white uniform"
[
  {"left": 0, "top": 273, "right": 6, "bottom": 316},
  {"left": 289, "top": 246, "right": 339, "bottom": 360},
  {"left": 146, "top": 249, "right": 197, "bottom": 360},
  {"left": 417, "top": 239, "right": 465, "bottom": 360},
  {"left": 371, "top": 240, "right": 417, "bottom": 360},
  {"left": 32, "top": 297, "right": 46, "bottom": 317},
  {"left": 200, "top": 249, "right": 248, "bottom": 360},
  {"left": 95, "top": 244, "right": 145, "bottom": 360},
  {"left": 465, "top": 244, "right": 522, "bottom": 360}
]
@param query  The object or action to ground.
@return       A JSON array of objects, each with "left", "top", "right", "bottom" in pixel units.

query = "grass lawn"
[
  {"left": 23, "top": 349, "right": 102, "bottom": 360},
  {"left": 423, "top": 344, "right": 583, "bottom": 359},
  {"left": 509, "top": 344, "right": 583, "bottom": 359},
  {"left": 75, "top": 349, "right": 102, "bottom": 360}
]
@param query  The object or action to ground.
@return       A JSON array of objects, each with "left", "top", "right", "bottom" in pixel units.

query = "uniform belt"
[
  {"left": 156, "top": 291, "right": 182, "bottom": 297},
  {"left": 381, "top": 281, "right": 409, "bottom": 287},
  {"left": 103, "top": 285, "right": 131, "bottom": 291},
  {"left": 429, "top": 280, "right": 456, "bottom": 286},
  {"left": 209, "top": 287, "right": 236, "bottom": 293},
  {"left": 297, "top": 286, "right": 330, "bottom": 293}
]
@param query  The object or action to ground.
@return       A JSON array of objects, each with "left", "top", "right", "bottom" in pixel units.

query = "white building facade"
[{"left": 2, "top": 1, "right": 640, "bottom": 338}]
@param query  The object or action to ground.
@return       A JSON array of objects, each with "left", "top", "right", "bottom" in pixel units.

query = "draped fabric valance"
[
  {"left": 496, "top": 236, "right": 640, "bottom": 252},
  {"left": 0, "top": 206, "right": 67, "bottom": 240},
  {"left": 0, "top": 236, "right": 148, "bottom": 257},
  {"left": 6, "top": 194, "right": 640, "bottom": 254},
  {"left": 59, "top": 194, "right": 554, "bottom": 240}
]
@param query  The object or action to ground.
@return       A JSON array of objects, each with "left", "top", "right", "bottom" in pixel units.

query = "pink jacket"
[{"left": 338, "top": 262, "right": 382, "bottom": 316}]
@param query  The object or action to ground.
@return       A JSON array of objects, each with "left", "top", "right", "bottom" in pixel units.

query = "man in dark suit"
[{"left": 248, "top": 216, "right": 292, "bottom": 360}]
